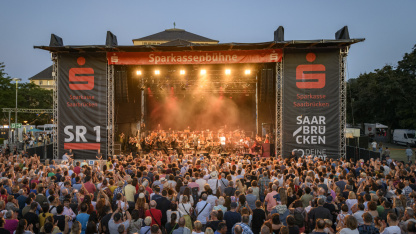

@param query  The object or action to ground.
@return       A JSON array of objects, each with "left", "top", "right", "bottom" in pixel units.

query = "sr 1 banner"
[
  {"left": 282, "top": 49, "right": 340, "bottom": 159},
  {"left": 58, "top": 53, "right": 107, "bottom": 160},
  {"left": 107, "top": 49, "right": 282, "bottom": 65}
]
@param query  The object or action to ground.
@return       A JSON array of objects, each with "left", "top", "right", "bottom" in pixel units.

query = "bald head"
[{"left": 149, "top": 200, "right": 157, "bottom": 208}]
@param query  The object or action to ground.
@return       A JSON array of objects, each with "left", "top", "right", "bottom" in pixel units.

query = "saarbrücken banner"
[
  {"left": 58, "top": 53, "right": 107, "bottom": 160},
  {"left": 282, "top": 49, "right": 340, "bottom": 159}
]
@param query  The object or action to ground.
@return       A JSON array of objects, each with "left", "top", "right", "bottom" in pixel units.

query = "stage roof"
[
  {"left": 34, "top": 38, "right": 365, "bottom": 53},
  {"left": 132, "top": 28, "right": 219, "bottom": 43}
]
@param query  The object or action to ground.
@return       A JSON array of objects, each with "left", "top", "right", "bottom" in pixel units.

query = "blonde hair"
[
  {"left": 194, "top": 221, "right": 202, "bottom": 231},
  {"left": 205, "top": 228, "right": 214, "bottom": 234},
  {"left": 70, "top": 221, "right": 82, "bottom": 234},
  {"left": 348, "top": 191, "right": 356, "bottom": 199},
  {"left": 278, "top": 187, "right": 287, "bottom": 205}
]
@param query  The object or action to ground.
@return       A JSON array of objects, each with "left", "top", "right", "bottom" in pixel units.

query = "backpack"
[
  {"left": 294, "top": 209, "right": 305, "bottom": 228},
  {"left": 191, "top": 187, "right": 199, "bottom": 206}
]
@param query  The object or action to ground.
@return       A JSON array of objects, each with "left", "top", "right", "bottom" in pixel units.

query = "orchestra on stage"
[{"left": 124, "top": 127, "right": 271, "bottom": 156}]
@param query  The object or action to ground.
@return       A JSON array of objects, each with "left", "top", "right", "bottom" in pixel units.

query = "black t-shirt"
[
  {"left": 0, "top": 228, "right": 10, "bottom": 234},
  {"left": 100, "top": 213, "right": 113, "bottom": 234},
  {"left": 252, "top": 209, "right": 266, "bottom": 230},
  {"left": 289, "top": 226, "right": 299, "bottom": 234},
  {"left": 206, "top": 220, "right": 221, "bottom": 231},
  {"left": 54, "top": 214, "right": 66, "bottom": 231},
  {"left": 224, "top": 211, "right": 241, "bottom": 234},
  {"left": 24, "top": 211, "right": 39, "bottom": 233}
]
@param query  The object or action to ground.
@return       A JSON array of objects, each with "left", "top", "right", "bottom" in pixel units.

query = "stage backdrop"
[
  {"left": 58, "top": 53, "right": 107, "bottom": 160},
  {"left": 282, "top": 49, "right": 340, "bottom": 159}
]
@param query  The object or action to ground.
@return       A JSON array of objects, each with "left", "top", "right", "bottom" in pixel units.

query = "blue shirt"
[{"left": 76, "top": 213, "right": 90, "bottom": 234}]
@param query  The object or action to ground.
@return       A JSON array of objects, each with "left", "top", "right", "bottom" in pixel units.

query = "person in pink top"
[
  {"left": 265, "top": 184, "right": 278, "bottom": 212},
  {"left": 4, "top": 210, "right": 18, "bottom": 234}
]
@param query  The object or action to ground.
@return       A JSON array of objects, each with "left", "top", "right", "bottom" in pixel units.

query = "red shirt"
[
  {"left": 145, "top": 208, "right": 162, "bottom": 226},
  {"left": 83, "top": 182, "right": 96, "bottom": 194},
  {"left": 74, "top": 166, "right": 81, "bottom": 175}
]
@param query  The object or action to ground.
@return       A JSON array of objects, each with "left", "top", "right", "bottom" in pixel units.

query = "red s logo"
[
  {"left": 296, "top": 53, "right": 325, "bottom": 89},
  {"left": 69, "top": 57, "right": 94, "bottom": 90}
]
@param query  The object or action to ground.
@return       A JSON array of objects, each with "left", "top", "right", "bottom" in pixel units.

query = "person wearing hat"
[
  {"left": 223, "top": 202, "right": 241, "bottom": 234},
  {"left": 208, "top": 170, "right": 220, "bottom": 195}
]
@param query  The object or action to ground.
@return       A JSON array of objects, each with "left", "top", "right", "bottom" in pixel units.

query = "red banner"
[{"left": 107, "top": 49, "right": 282, "bottom": 65}]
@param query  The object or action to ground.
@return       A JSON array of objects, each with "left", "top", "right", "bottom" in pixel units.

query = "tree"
[
  {"left": 347, "top": 44, "right": 416, "bottom": 139},
  {"left": 0, "top": 62, "right": 53, "bottom": 125}
]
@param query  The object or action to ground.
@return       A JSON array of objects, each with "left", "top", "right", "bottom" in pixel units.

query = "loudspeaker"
[
  {"left": 49, "top": 34, "right": 63, "bottom": 47},
  {"left": 335, "top": 26, "right": 350, "bottom": 40},
  {"left": 106, "top": 31, "right": 118, "bottom": 47},
  {"left": 274, "top": 26, "right": 284, "bottom": 41},
  {"left": 262, "top": 143, "right": 275, "bottom": 157}
]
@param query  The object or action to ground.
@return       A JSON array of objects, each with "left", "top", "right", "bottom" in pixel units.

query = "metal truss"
[
  {"left": 52, "top": 53, "right": 59, "bottom": 160},
  {"left": 1, "top": 108, "right": 52, "bottom": 113},
  {"left": 275, "top": 61, "right": 283, "bottom": 157},
  {"left": 107, "top": 64, "right": 115, "bottom": 158},
  {"left": 339, "top": 47, "right": 349, "bottom": 159}
]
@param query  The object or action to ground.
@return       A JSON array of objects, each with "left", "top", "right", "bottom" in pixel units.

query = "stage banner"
[
  {"left": 107, "top": 49, "right": 282, "bottom": 65},
  {"left": 58, "top": 53, "right": 107, "bottom": 160},
  {"left": 282, "top": 49, "right": 340, "bottom": 159}
]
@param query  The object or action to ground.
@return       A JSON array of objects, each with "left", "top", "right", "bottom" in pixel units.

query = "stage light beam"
[
  {"left": 245, "top": 69, "right": 251, "bottom": 75},
  {"left": 225, "top": 69, "right": 231, "bottom": 75}
]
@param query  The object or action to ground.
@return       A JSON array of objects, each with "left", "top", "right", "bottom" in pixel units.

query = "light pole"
[{"left": 12, "top": 78, "right": 21, "bottom": 143}]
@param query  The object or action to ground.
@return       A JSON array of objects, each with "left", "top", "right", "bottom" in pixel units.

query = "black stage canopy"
[{"left": 34, "top": 39, "right": 365, "bottom": 53}]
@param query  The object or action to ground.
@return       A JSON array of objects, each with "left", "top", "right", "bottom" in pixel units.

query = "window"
[{"left": 39, "top": 81, "right": 43, "bottom": 85}]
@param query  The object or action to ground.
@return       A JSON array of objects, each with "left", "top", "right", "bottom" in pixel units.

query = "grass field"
[{"left": 367, "top": 142, "right": 414, "bottom": 163}]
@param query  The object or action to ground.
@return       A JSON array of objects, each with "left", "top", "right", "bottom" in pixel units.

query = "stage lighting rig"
[
  {"left": 180, "top": 70, "right": 186, "bottom": 75},
  {"left": 200, "top": 69, "right": 206, "bottom": 75},
  {"left": 155, "top": 70, "right": 160, "bottom": 75},
  {"left": 245, "top": 69, "right": 251, "bottom": 75},
  {"left": 136, "top": 70, "right": 142, "bottom": 75},
  {"left": 225, "top": 69, "right": 231, "bottom": 75}
]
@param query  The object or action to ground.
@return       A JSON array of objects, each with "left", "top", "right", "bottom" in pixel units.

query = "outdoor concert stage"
[{"left": 35, "top": 26, "right": 364, "bottom": 160}]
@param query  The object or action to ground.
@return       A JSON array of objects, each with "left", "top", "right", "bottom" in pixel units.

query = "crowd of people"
[{"left": 0, "top": 145, "right": 415, "bottom": 234}]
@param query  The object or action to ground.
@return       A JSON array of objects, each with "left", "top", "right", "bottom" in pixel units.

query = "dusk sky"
[{"left": 1, "top": 0, "right": 415, "bottom": 82}]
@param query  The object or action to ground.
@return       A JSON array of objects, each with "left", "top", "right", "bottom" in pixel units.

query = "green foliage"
[
  {"left": 0, "top": 62, "right": 53, "bottom": 125},
  {"left": 347, "top": 44, "right": 416, "bottom": 132}
]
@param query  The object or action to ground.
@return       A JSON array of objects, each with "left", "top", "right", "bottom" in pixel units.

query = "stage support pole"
[
  {"left": 339, "top": 47, "right": 349, "bottom": 158},
  {"left": 255, "top": 74, "right": 258, "bottom": 135},
  {"left": 141, "top": 88, "right": 145, "bottom": 137},
  {"left": 107, "top": 64, "right": 115, "bottom": 158},
  {"left": 275, "top": 61, "right": 283, "bottom": 157},
  {"left": 52, "top": 52, "right": 58, "bottom": 160}
]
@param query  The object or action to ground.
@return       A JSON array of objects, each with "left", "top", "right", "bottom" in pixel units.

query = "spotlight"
[
  {"left": 225, "top": 69, "right": 231, "bottom": 75},
  {"left": 155, "top": 70, "right": 160, "bottom": 75},
  {"left": 200, "top": 69, "right": 206, "bottom": 75},
  {"left": 180, "top": 70, "right": 186, "bottom": 75},
  {"left": 136, "top": 70, "right": 142, "bottom": 75},
  {"left": 245, "top": 69, "right": 251, "bottom": 75}
]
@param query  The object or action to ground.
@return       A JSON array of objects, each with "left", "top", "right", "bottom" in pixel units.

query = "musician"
[
  {"left": 171, "top": 137, "right": 184, "bottom": 156},
  {"left": 156, "top": 136, "right": 168, "bottom": 154}
]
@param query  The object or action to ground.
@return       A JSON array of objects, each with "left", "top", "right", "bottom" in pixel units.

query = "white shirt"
[
  {"left": 178, "top": 202, "right": 192, "bottom": 217},
  {"left": 207, "top": 179, "right": 220, "bottom": 194},
  {"left": 381, "top": 225, "right": 401, "bottom": 234},
  {"left": 195, "top": 201, "right": 211, "bottom": 224},
  {"left": 196, "top": 179, "right": 207, "bottom": 195}
]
